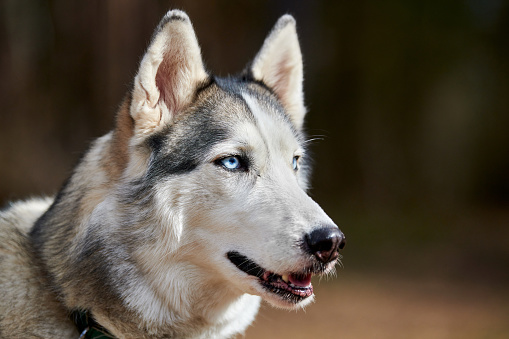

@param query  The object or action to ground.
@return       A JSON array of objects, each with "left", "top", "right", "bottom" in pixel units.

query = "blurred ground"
[{"left": 246, "top": 272, "right": 509, "bottom": 339}]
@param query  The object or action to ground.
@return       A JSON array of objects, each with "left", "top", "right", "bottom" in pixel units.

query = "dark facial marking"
[
  {"left": 227, "top": 251, "right": 265, "bottom": 279},
  {"left": 146, "top": 108, "right": 229, "bottom": 180}
]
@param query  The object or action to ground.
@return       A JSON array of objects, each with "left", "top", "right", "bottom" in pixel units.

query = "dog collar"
[{"left": 71, "top": 310, "right": 115, "bottom": 339}]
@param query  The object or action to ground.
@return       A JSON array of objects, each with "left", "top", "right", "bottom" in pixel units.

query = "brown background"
[{"left": 1, "top": 1, "right": 508, "bottom": 337}]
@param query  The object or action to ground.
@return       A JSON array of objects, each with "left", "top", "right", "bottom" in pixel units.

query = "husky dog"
[{"left": 0, "top": 10, "right": 345, "bottom": 339}]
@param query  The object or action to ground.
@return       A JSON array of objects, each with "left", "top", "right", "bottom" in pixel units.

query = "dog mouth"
[{"left": 227, "top": 251, "right": 315, "bottom": 303}]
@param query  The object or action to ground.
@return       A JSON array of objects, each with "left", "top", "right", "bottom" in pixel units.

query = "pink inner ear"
[
  {"left": 272, "top": 55, "right": 294, "bottom": 100},
  {"left": 155, "top": 52, "right": 180, "bottom": 114}
]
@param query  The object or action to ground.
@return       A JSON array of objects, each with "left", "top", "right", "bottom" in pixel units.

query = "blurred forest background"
[{"left": 1, "top": 1, "right": 508, "bottom": 338}]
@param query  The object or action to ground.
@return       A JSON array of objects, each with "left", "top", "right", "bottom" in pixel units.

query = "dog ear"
[
  {"left": 250, "top": 15, "right": 306, "bottom": 130},
  {"left": 130, "top": 10, "right": 208, "bottom": 137}
]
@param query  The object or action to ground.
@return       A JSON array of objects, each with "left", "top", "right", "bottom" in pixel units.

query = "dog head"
[{"left": 115, "top": 10, "right": 345, "bottom": 310}]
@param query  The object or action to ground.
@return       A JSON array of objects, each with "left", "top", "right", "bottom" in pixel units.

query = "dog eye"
[
  {"left": 217, "top": 156, "right": 244, "bottom": 171},
  {"left": 292, "top": 156, "right": 300, "bottom": 170}
]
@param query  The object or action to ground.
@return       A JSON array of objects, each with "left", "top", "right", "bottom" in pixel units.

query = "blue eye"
[
  {"left": 292, "top": 156, "right": 299, "bottom": 170},
  {"left": 220, "top": 156, "right": 241, "bottom": 170}
]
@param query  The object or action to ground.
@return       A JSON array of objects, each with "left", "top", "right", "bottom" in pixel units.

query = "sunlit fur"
[{"left": 0, "top": 10, "right": 342, "bottom": 339}]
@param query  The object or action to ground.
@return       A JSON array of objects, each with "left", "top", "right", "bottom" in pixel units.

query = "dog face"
[{"left": 119, "top": 11, "right": 345, "bottom": 311}]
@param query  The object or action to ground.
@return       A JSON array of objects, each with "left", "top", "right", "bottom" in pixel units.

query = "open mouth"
[{"left": 227, "top": 251, "right": 315, "bottom": 304}]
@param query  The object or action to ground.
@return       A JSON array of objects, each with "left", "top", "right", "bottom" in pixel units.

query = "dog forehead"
[
  {"left": 239, "top": 91, "right": 301, "bottom": 154},
  {"left": 216, "top": 78, "right": 301, "bottom": 141},
  {"left": 197, "top": 78, "right": 301, "bottom": 152},
  {"left": 146, "top": 78, "right": 301, "bottom": 178}
]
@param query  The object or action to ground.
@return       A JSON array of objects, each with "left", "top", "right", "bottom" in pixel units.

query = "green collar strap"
[{"left": 71, "top": 310, "right": 115, "bottom": 339}]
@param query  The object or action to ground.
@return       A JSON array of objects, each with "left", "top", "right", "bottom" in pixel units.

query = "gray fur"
[{"left": 0, "top": 10, "right": 342, "bottom": 339}]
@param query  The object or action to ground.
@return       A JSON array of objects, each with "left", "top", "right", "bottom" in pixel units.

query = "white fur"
[
  {"left": 4, "top": 11, "right": 338, "bottom": 339},
  {"left": 130, "top": 10, "right": 208, "bottom": 141},
  {"left": 0, "top": 198, "right": 54, "bottom": 232},
  {"left": 251, "top": 15, "right": 306, "bottom": 129},
  {"left": 117, "top": 89, "right": 336, "bottom": 330},
  {"left": 103, "top": 12, "right": 335, "bottom": 337}
]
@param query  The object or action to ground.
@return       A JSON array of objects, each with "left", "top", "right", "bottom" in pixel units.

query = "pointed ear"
[
  {"left": 250, "top": 15, "right": 306, "bottom": 129},
  {"left": 130, "top": 10, "right": 208, "bottom": 136}
]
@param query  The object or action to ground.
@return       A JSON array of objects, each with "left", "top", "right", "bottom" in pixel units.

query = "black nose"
[{"left": 305, "top": 226, "right": 345, "bottom": 263}]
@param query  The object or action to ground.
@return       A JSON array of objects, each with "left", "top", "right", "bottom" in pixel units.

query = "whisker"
[{"left": 302, "top": 136, "right": 325, "bottom": 145}]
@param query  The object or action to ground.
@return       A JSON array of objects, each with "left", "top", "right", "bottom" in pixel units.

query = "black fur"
[
  {"left": 146, "top": 111, "right": 229, "bottom": 179},
  {"left": 227, "top": 251, "right": 265, "bottom": 279}
]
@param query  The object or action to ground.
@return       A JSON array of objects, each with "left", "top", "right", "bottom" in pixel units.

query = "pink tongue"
[{"left": 288, "top": 274, "right": 312, "bottom": 287}]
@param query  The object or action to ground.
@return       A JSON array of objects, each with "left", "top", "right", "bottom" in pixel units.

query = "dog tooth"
[{"left": 281, "top": 274, "right": 289, "bottom": 283}]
